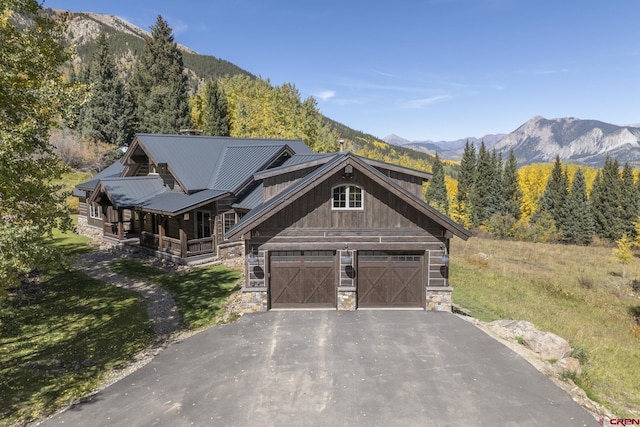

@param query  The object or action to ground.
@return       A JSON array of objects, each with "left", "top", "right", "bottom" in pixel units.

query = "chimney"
[
  {"left": 179, "top": 129, "right": 203, "bottom": 135},
  {"left": 339, "top": 139, "right": 345, "bottom": 152}
]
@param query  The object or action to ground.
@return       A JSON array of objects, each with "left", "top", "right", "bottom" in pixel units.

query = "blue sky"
[{"left": 44, "top": 0, "right": 640, "bottom": 142}]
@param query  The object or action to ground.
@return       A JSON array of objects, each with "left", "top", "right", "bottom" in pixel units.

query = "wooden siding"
[
  {"left": 382, "top": 169, "right": 424, "bottom": 198},
  {"left": 263, "top": 168, "right": 314, "bottom": 201},
  {"left": 249, "top": 169, "right": 448, "bottom": 286}
]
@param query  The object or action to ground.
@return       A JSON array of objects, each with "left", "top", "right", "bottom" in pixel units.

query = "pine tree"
[
  {"left": 130, "top": 15, "right": 191, "bottom": 133},
  {"left": 200, "top": 79, "right": 230, "bottom": 136},
  {"left": 424, "top": 153, "right": 449, "bottom": 214},
  {"left": 79, "top": 32, "right": 135, "bottom": 146},
  {"left": 452, "top": 140, "right": 476, "bottom": 227},
  {"left": 564, "top": 169, "right": 593, "bottom": 245},
  {"left": 469, "top": 141, "right": 496, "bottom": 226},
  {"left": 501, "top": 149, "right": 522, "bottom": 219},
  {"left": 591, "top": 156, "right": 623, "bottom": 241},
  {"left": 619, "top": 162, "right": 639, "bottom": 239},
  {"left": 536, "top": 156, "right": 569, "bottom": 237}
]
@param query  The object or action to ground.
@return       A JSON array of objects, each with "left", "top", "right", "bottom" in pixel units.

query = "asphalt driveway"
[{"left": 41, "top": 311, "right": 598, "bottom": 426}]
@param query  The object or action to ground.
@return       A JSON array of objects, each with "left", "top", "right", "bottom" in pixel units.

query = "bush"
[
  {"left": 486, "top": 213, "right": 517, "bottom": 239},
  {"left": 571, "top": 346, "right": 589, "bottom": 364},
  {"left": 577, "top": 275, "right": 594, "bottom": 290},
  {"left": 66, "top": 197, "right": 79, "bottom": 214},
  {"left": 629, "top": 279, "right": 640, "bottom": 294}
]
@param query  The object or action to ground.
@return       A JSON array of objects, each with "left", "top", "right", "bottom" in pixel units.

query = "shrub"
[
  {"left": 571, "top": 346, "right": 588, "bottom": 365},
  {"left": 577, "top": 275, "right": 594, "bottom": 290},
  {"left": 66, "top": 197, "right": 79, "bottom": 214},
  {"left": 629, "top": 279, "right": 640, "bottom": 294}
]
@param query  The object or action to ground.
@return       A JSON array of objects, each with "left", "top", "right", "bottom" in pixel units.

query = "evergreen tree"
[
  {"left": 79, "top": 32, "right": 135, "bottom": 146},
  {"left": 424, "top": 153, "right": 449, "bottom": 214},
  {"left": 200, "top": 79, "right": 230, "bottom": 136},
  {"left": 536, "top": 156, "right": 569, "bottom": 237},
  {"left": 564, "top": 169, "right": 593, "bottom": 245},
  {"left": 591, "top": 156, "right": 623, "bottom": 241},
  {"left": 130, "top": 15, "right": 191, "bottom": 133},
  {"left": 452, "top": 140, "right": 476, "bottom": 227},
  {"left": 0, "top": 0, "right": 81, "bottom": 288},
  {"left": 469, "top": 141, "right": 496, "bottom": 226},
  {"left": 501, "top": 149, "right": 522, "bottom": 219},
  {"left": 619, "top": 162, "right": 639, "bottom": 239}
]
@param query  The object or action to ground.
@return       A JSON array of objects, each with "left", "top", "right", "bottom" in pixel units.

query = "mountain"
[
  {"left": 493, "top": 116, "right": 640, "bottom": 167},
  {"left": 50, "top": 9, "right": 253, "bottom": 88},
  {"left": 384, "top": 134, "right": 507, "bottom": 161}
]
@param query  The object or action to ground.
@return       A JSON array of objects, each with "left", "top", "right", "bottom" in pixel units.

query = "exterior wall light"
[
  {"left": 248, "top": 246, "right": 259, "bottom": 265},
  {"left": 341, "top": 245, "right": 353, "bottom": 265},
  {"left": 440, "top": 244, "right": 450, "bottom": 264}
]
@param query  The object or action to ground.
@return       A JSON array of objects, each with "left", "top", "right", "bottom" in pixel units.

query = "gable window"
[
  {"left": 223, "top": 212, "right": 237, "bottom": 234},
  {"left": 195, "top": 211, "right": 212, "bottom": 239},
  {"left": 89, "top": 203, "right": 103, "bottom": 219},
  {"left": 332, "top": 185, "right": 363, "bottom": 210}
]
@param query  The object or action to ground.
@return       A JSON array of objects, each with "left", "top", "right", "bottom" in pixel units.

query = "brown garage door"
[
  {"left": 270, "top": 251, "right": 336, "bottom": 309},
  {"left": 358, "top": 251, "right": 424, "bottom": 308}
]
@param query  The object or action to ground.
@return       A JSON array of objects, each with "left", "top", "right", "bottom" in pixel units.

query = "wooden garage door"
[
  {"left": 270, "top": 251, "right": 336, "bottom": 309},
  {"left": 358, "top": 251, "right": 424, "bottom": 308}
]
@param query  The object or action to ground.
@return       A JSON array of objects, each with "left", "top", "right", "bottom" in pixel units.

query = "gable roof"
[
  {"left": 89, "top": 176, "right": 166, "bottom": 209},
  {"left": 75, "top": 161, "right": 127, "bottom": 193},
  {"left": 126, "top": 134, "right": 311, "bottom": 193},
  {"left": 226, "top": 152, "right": 471, "bottom": 241}
]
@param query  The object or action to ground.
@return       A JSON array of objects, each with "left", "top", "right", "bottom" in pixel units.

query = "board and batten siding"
[{"left": 249, "top": 169, "right": 448, "bottom": 287}]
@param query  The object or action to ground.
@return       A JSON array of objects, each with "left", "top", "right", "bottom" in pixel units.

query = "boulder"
[
  {"left": 486, "top": 319, "right": 536, "bottom": 340},
  {"left": 553, "top": 357, "right": 582, "bottom": 377},
  {"left": 522, "top": 329, "right": 572, "bottom": 361}
]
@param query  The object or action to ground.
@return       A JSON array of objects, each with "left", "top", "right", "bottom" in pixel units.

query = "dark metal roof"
[
  {"left": 134, "top": 134, "right": 312, "bottom": 192},
  {"left": 97, "top": 176, "right": 165, "bottom": 208},
  {"left": 209, "top": 145, "right": 285, "bottom": 191},
  {"left": 76, "top": 161, "right": 126, "bottom": 192},
  {"left": 231, "top": 183, "right": 264, "bottom": 211},
  {"left": 139, "top": 189, "right": 228, "bottom": 214}
]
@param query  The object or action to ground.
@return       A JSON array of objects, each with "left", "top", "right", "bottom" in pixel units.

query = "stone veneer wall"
[
  {"left": 241, "top": 249, "right": 268, "bottom": 312},
  {"left": 426, "top": 287, "right": 453, "bottom": 312},
  {"left": 76, "top": 216, "right": 103, "bottom": 241}
]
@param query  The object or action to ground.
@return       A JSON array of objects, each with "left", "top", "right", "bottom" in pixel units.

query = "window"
[
  {"left": 223, "top": 212, "right": 237, "bottom": 234},
  {"left": 332, "top": 185, "right": 363, "bottom": 210},
  {"left": 195, "top": 211, "right": 212, "bottom": 239},
  {"left": 89, "top": 203, "right": 103, "bottom": 219}
]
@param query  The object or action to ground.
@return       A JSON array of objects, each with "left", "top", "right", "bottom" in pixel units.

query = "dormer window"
[{"left": 332, "top": 185, "right": 363, "bottom": 210}]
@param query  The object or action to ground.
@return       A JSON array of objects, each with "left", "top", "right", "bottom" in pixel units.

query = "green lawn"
[
  {"left": 451, "top": 236, "right": 640, "bottom": 418},
  {"left": 0, "top": 234, "right": 154, "bottom": 425},
  {"left": 110, "top": 260, "right": 242, "bottom": 330}
]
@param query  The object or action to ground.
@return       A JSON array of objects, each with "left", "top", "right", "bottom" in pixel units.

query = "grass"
[
  {"left": 451, "top": 236, "right": 640, "bottom": 418},
  {"left": 110, "top": 260, "right": 242, "bottom": 330},
  {"left": 0, "top": 231, "right": 154, "bottom": 426}
]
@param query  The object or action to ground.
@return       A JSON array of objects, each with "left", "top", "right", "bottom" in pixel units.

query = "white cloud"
[
  {"left": 401, "top": 95, "right": 452, "bottom": 109},
  {"left": 315, "top": 90, "right": 336, "bottom": 101}
]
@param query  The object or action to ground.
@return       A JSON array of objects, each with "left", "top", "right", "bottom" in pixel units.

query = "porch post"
[
  {"left": 117, "top": 209, "right": 124, "bottom": 240},
  {"left": 179, "top": 218, "right": 187, "bottom": 258},
  {"left": 138, "top": 211, "right": 144, "bottom": 235},
  {"left": 158, "top": 215, "right": 165, "bottom": 252}
]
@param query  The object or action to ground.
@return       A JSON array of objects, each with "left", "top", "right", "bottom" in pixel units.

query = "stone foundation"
[
  {"left": 75, "top": 216, "right": 103, "bottom": 241},
  {"left": 240, "top": 289, "right": 268, "bottom": 312},
  {"left": 218, "top": 241, "right": 244, "bottom": 259},
  {"left": 337, "top": 289, "right": 356, "bottom": 311},
  {"left": 426, "top": 287, "right": 453, "bottom": 312}
]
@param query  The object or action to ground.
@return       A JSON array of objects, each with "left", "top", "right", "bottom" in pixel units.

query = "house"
[{"left": 75, "top": 134, "right": 471, "bottom": 312}]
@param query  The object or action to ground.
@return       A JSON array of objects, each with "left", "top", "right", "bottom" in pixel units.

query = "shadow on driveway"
[{"left": 41, "top": 311, "right": 598, "bottom": 426}]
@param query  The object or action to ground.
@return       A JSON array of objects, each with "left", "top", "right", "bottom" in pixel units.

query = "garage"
[
  {"left": 270, "top": 251, "right": 336, "bottom": 309},
  {"left": 357, "top": 251, "right": 424, "bottom": 308}
]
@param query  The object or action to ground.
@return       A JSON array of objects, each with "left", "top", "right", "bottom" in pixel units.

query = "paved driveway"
[{"left": 41, "top": 311, "right": 598, "bottom": 426}]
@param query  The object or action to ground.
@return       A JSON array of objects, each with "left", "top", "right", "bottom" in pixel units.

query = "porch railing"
[
  {"left": 187, "top": 237, "right": 214, "bottom": 255},
  {"left": 139, "top": 231, "right": 215, "bottom": 258}
]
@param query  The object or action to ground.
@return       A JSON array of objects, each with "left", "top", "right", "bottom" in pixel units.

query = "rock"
[
  {"left": 553, "top": 357, "right": 582, "bottom": 377},
  {"left": 486, "top": 319, "right": 536, "bottom": 340},
  {"left": 521, "top": 329, "right": 572, "bottom": 361}
]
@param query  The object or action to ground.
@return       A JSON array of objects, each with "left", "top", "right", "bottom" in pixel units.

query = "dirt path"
[{"left": 69, "top": 250, "right": 183, "bottom": 344}]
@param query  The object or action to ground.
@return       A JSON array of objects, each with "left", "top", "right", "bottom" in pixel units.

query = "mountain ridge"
[{"left": 385, "top": 116, "right": 640, "bottom": 167}]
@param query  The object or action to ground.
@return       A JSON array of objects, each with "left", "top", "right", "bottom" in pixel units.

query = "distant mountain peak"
[{"left": 496, "top": 116, "right": 640, "bottom": 167}]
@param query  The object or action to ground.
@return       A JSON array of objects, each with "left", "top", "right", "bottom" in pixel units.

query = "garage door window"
[{"left": 332, "top": 185, "right": 363, "bottom": 210}]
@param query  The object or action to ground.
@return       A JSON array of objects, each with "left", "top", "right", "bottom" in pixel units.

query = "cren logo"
[{"left": 599, "top": 419, "right": 640, "bottom": 426}]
